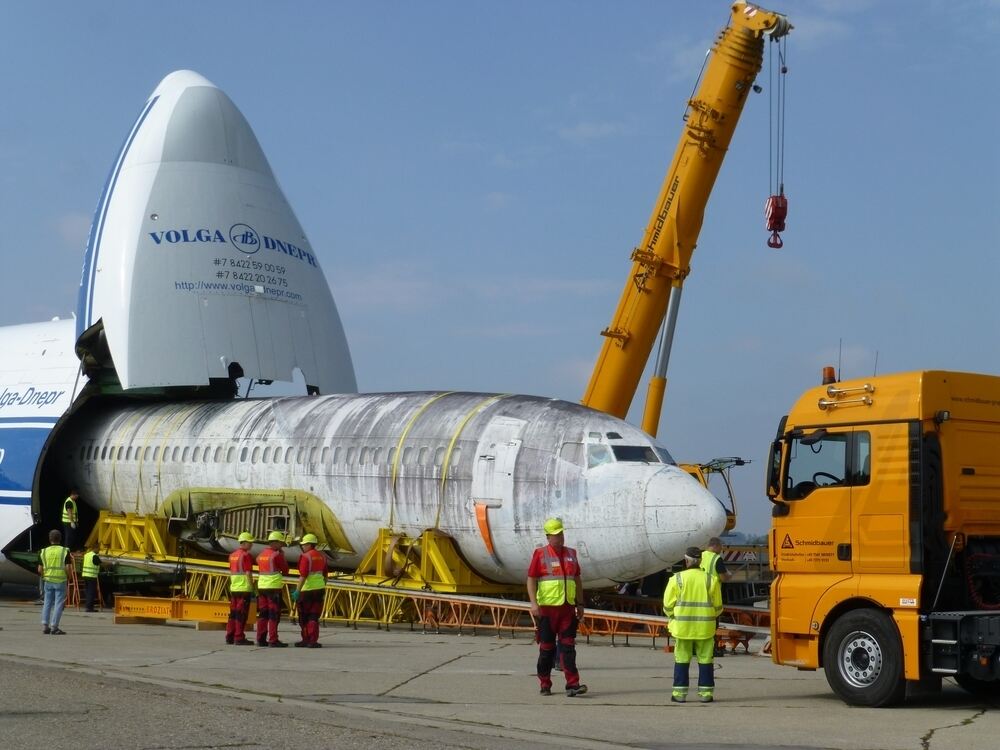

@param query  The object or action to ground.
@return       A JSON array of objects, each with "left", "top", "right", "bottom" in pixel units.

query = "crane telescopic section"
[{"left": 582, "top": 2, "right": 790, "bottom": 430}]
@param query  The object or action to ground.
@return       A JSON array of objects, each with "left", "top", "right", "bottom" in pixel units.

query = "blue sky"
[{"left": 3, "top": 1, "right": 999, "bottom": 534}]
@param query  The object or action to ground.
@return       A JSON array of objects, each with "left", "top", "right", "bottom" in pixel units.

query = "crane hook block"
[{"left": 765, "top": 193, "right": 788, "bottom": 249}]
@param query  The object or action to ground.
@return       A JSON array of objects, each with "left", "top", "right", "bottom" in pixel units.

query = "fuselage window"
[
  {"left": 418, "top": 447, "right": 429, "bottom": 466},
  {"left": 192, "top": 446, "right": 201, "bottom": 462},
  {"left": 240, "top": 447, "right": 248, "bottom": 463},
  {"left": 252, "top": 447, "right": 261, "bottom": 464},
  {"left": 117, "top": 446, "right": 124, "bottom": 461},
  {"left": 322, "top": 446, "right": 330, "bottom": 464},
  {"left": 182, "top": 447, "right": 191, "bottom": 462},
  {"left": 263, "top": 446, "right": 272, "bottom": 463},
  {"left": 387, "top": 447, "right": 396, "bottom": 465},
  {"left": 171, "top": 446, "right": 180, "bottom": 462},
  {"left": 203, "top": 447, "right": 211, "bottom": 463},
  {"left": 152, "top": 447, "right": 160, "bottom": 462},
  {"left": 101, "top": 446, "right": 108, "bottom": 461},
  {"left": 125, "top": 447, "right": 133, "bottom": 461},
  {"left": 374, "top": 447, "right": 383, "bottom": 464},
  {"left": 434, "top": 447, "right": 445, "bottom": 467},
  {"left": 214, "top": 446, "right": 223, "bottom": 463},
  {"left": 346, "top": 447, "right": 356, "bottom": 464},
  {"left": 296, "top": 447, "right": 305, "bottom": 464},
  {"left": 587, "top": 444, "right": 614, "bottom": 468},
  {"left": 451, "top": 447, "right": 461, "bottom": 466},
  {"left": 611, "top": 445, "right": 659, "bottom": 463},
  {"left": 284, "top": 447, "right": 292, "bottom": 464},
  {"left": 143, "top": 446, "right": 152, "bottom": 462},
  {"left": 333, "top": 446, "right": 342, "bottom": 464},
  {"left": 272, "top": 447, "right": 282, "bottom": 464},
  {"left": 227, "top": 447, "right": 235, "bottom": 463},
  {"left": 359, "top": 447, "right": 369, "bottom": 465},
  {"left": 309, "top": 446, "right": 318, "bottom": 464},
  {"left": 402, "top": 447, "right": 413, "bottom": 464}
]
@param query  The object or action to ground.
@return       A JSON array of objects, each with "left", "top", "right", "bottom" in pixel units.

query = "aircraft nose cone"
[{"left": 644, "top": 465, "right": 727, "bottom": 564}]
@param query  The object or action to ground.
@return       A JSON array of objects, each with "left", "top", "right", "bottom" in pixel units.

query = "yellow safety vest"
[
  {"left": 82, "top": 551, "right": 99, "bottom": 579},
  {"left": 534, "top": 546, "right": 579, "bottom": 606},
  {"left": 700, "top": 549, "right": 721, "bottom": 579},
  {"left": 62, "top": 497, "right": 77, "bottom": 524},
  {"left": 40, "top": 545, "right": 69, "bottom": 583},
  {"left": 663, "top": 567, "right": 722, "bottom": 640}
]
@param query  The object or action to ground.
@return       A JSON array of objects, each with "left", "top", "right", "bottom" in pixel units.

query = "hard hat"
[
  {"left": 543, "top": 518, "right": 564, "bottom": 535},
  {"left": 267, "top": 530, "right": 286, "bottom": 544},
  {"left": 237, "top": 532, "right": 254, "bottom": 543},
  {"left": 301, "top": 533, "right": 318, "bottom": 545}
]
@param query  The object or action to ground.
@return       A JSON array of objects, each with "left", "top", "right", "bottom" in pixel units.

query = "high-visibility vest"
[
  {"left": 256, "top": 548, "right": 285, "bottom": 590},
  {"left": 663, "top": 566, "right": 722, "bottom": 640},
  {"left": 299, "top": 548, "right": 327, "bottom": 592},
  {"left": 229, "top": 548, "right": 254, "bottom": 593},
  {"left": 534, "top": 546, "right": 579, "bottom": 606},
  {"left": 700, "top": 549, "right": 721, "bottom": 579},
  {"left": 82, "top": 551, "right": 99, "bottom": 579},
  {"left": 62, "top": 497, "right": 77, "bottom": 524},
  {"left": 40, "top": 545, "right": 69, "bottom": 583}
]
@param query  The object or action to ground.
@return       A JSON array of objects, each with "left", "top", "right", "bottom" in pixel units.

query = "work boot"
[
  {"left": 539, "top": 687, "right": 552, "bottom": 696},
  {"left": 51, "top": 628, "right": 66, "bottom": 635},
  {"left": 306, "top": 642, "right": 323, "bottom": 648},
  {"left": 565, "top": 684, "right": 588, "bottom": 697},
  {"left": 43, "top": 626, "right": 50, "bottom": 635},
  {"left": 671, "top": 695, "right": 686, "bottom": 704},
  {"left": 233, "top": 639, "right": 253, "bottom": 646},
  {"left": 294, "top": 640, "right": 308, "bottom": 647},
  {"left": 699, "top": 694, "right": 714, "bottom": 703},
  {"left": 225, "top": 636, "right": 235, "bottom": 645},
  {"left": 268, "top": 640, "right": 288, "bottom": 648}
]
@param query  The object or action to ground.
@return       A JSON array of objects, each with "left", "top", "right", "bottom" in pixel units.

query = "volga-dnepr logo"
[{"left": 229, "top": 223, "right": 260, "bottom": 254}]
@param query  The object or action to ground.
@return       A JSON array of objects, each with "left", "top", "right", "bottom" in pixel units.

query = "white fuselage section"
[{"left": 55, "top": 392, "right": 726, "bottom": 586}]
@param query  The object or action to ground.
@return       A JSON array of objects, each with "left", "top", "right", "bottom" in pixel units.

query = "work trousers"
[
  {"left": 83, "top": 576, "right": 99, "bottom": 611},
  {"left": 226, "top": 592, "right": 253, "bottom": 642},
  {"left": 41, "top": 582, "right": 67, "bottom": 628},
  {"left": 255, "top": 590, "right": 283, "bottom": 644},
  {"left": 536, "top": 604, "right": 581, "bottom": 690},
  {"left": 297, "top": 590, "right": 324, "bottom": 645},
  {"left": 672, "top": 636, "right": 716, "bottom": 699}
]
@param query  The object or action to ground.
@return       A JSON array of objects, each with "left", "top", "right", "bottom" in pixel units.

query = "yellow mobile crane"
[{"left": 582, "top": 2, "right": 791, "bottom": 436}]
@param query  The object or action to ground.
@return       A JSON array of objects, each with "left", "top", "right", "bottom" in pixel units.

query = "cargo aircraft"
[{"left": 0, "top": 71, "right": 726, "bottom": 587}]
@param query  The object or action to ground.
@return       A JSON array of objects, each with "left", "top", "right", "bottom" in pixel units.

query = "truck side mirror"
[{"left": 766, "top": 439, "right": 782, "bottom": 499}]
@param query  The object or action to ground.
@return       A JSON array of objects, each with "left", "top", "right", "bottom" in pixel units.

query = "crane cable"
[{"left": 765, "top": 34, "right": 789, "bottom": 249}]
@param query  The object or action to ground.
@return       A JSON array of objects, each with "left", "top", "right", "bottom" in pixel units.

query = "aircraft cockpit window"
[
  {"left": 611, "top": 445, "right": 659, "bottom": 463},
  {"left": 560, "top": 442, "right": 585, "bottom": 467},
  {"left": 653, "top": 446, "right": 676, "bottom": 465},
  {"left": 587, "top": 444, "right": 614, "bottom": 468},
  {"left": 606, "top": 432, "right": 623, "bottom": 440}
]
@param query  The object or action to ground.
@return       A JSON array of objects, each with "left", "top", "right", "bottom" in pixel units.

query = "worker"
[
  {"left": 255, "top": 530, "right": 290, "bottom": 647},
  {"left": 293, "top": 533, "right": 327, "bottom": 648},
  {"left": 700, "top": 537, "right": 733, "bottom": 583},
  {"left": 226, "top": 531, "right": 256, "bottom": 645},
  {"left": 527, "top": 517, "right": 587, "bottom": 697},
  {"left": 37, "top": 529, "right": 72, "bottom": 635},
  {"left": 663, "top": 546, "right": 723, "bottom": 703},
  {"left": 62, "top": 490, "right": 80, "bottom": 551},
  {"left": 81, "top": 542, "right": 107, "bottom": 612}
]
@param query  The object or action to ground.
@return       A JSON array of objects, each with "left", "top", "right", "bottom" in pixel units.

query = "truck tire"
[
  {"left": 954, "top": 674, "right": 1000, "bottom": 697},
  {"left": 823, "top": 610, "right": 905, "bottom": 707}
]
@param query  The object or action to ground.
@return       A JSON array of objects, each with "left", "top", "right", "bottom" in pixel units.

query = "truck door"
[{"left": 772, "top": 428, "right": 854, "bottom": 638}]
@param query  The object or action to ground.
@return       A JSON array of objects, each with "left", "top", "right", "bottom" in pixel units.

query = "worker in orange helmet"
[
  {"left": 293, "top": 533, "right": 327, "bottom": 648},
  {"left": 255, "top": 531, "right": 290, "bottom": 647},
  {"left": 225, "top": 531, "right": 255, "bottom": 645},
  {"left": 527, "top": 517, "right": 588, "bottom": 697}
]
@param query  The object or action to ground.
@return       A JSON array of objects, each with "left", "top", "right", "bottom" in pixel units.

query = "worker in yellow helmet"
[
  {"left": 527, "top": 518, "right": 587, "bottom": 697},
  {"left": 226, "top": 532, "right": 256, "bottom": 645},
  {"left": 37, "top": 529, "right": 72, "bottom": 635},
  {"left": 255, "top": 531, "right": 290, "bottom": 647},
  {"left": 293, "top": 533, "right": 327, "bottom": 648},
  {"left": 664, "top": 547, "right": 723, "bottom": 703}
]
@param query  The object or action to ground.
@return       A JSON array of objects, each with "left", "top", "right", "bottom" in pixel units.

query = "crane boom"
[{"left": 582, "top": 2, "right": 790, "bottom": 428}]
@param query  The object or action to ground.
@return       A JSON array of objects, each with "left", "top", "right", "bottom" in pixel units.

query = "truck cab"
[{"left": 767, "top": 370, "right": 1000, "bottom": 705}]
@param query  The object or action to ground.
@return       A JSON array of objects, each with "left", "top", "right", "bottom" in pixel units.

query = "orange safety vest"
[
  {"left": 299, "top": 548, "right": 327, "bottom": 592},
  {"left": 256, "top": 548, "right": 286, "bottom": 590},
  {"left": 229, "top": 548, "right": 254, "bottom": 593},
  {"left": 534, "top": 546, "right": 580, "bottom": 606}
]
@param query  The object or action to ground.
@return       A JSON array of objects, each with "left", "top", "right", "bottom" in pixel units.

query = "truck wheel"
[
  {"left": 954, "top": 674, "right": 1000, "bottom": 697},
  {"left": 823, "top": 610, "right": 905, "bottom": 707}
]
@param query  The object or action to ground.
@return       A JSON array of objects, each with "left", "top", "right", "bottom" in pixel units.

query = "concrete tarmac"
[{"left": 1, "top": 589, "right": 997, "bottom": 750}]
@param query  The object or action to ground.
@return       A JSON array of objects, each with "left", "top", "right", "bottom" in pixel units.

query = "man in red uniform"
[
  {"left": 225, "top": 531, "right": 255, "bottom": 645},
  {"left": 527, "top": 517, "right": 588, "bottom": 697},
  {"left": 293, "top": 533, "right": 327, "bottom": 648},
  {"left": 255, "top": 531, "right": 290, "bottom": 647}
]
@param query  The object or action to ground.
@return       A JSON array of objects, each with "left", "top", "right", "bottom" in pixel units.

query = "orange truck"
[{"left": 767, "top": 370, "right": 1000, "bottom": 705}]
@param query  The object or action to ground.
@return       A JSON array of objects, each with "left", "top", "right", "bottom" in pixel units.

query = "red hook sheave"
[{"left": 765, "top": 193, "right": 788, "bottom": 249}]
